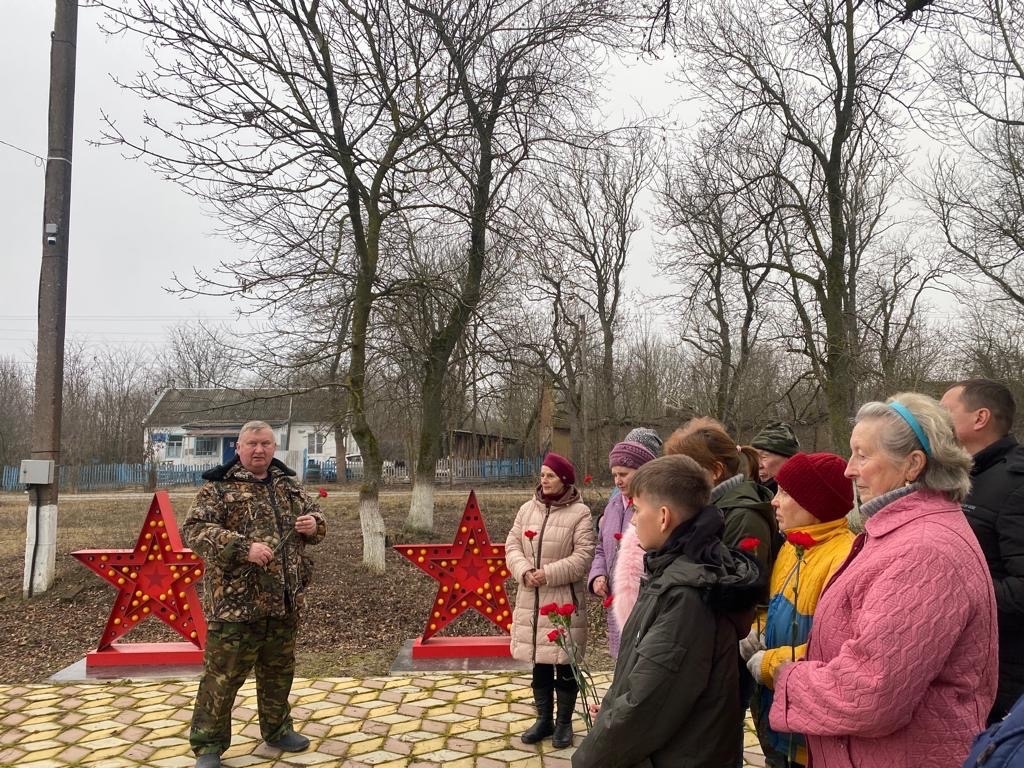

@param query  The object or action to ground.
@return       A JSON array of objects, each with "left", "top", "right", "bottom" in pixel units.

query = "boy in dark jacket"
[{"left": 572, "top": 454, "right": 762, "bottom": 768}]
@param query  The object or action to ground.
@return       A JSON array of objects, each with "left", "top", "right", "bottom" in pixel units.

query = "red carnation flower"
[
  {"left": 557, "top": 603, "right": 575, "bottom": 617},
  {"left": 547, "top": 629, "right": 562, "bottom": 642},
  {"left": 539, "top": 602, "right": 559, "bottom": 616},
  {"left": 318, "top": 487, "right": 328, "bottom": 498},
  {"left": 786, "top": 531, "right": 819, "bottom": 550},
  {"left": 584, "top": 474, "right": 593, "bottom": 485},
  {"left": 738, "top": 537, "right": 760, "bottom": 553},
  {"left": 603, "top": 594, "right": 614, "bottom": 609},
  {"left": 524, "top": 530, "right": 537, "bottom": 540},
  {"left": 613, "top": 532, "right": 623, "bottom": 541}
]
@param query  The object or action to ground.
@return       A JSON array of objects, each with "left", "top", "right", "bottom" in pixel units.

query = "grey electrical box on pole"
[
  {"left": 20, "top": 460, "right": 55, "bottom": 485},
  {"left": 25, "top": 0, "right": 78, "bottom": 599}
]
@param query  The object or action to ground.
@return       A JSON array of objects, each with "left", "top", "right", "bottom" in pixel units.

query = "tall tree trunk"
[
  {"left": 408, "top": 355, "right": 447, "bottom": 531},
  {"left": 346, "top": 198, "right": 386, "bottom": 571},
  {"left": 408, "top": 482, "right": 436, "bottom": 535},
  {"left": 358, "top": 487, "right": 386, "bottom": 573},
  {"left": 406, "top": 110, "right": 493, "bottom": 531}
]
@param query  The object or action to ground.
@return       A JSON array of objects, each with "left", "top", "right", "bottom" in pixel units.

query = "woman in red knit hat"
[
  {"left": 740, "top": 452, "right": 855, "bottom": 767},
  {"left": 505, "top": 452, "right": 595, "bottom": 749}
]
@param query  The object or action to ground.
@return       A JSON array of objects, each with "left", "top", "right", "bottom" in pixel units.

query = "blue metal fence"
[
  {"left": 1, "top": 465, "right": 19, "bottom": 491},
  {"left": 0, "top": 462, "right": 219, "bottom": 492},
  {"left": 1, "top": 455, "right": 544, "bottom": 492},
  {"left": 305, "top": 455, "right": 544, "bottom": 484}
]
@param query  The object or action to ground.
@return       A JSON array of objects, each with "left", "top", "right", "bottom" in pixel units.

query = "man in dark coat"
[
  {"left": 572, "top": 455, "right": 761, "bottom": 768},
  {"left": 942, "top": 379, "right": 1024, "bottom": 723}
]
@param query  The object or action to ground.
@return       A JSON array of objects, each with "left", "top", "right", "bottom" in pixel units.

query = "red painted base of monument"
[
  {"left": 86, "top": 642, "right": 205, "bottom": 668},
  {"left": 411, "top": 636, "right": 511, "bottom": 659}
]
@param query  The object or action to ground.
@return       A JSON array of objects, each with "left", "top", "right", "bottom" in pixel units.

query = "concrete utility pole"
[{"left": 24, "top": 0, "right": 78, "bottom": 598}]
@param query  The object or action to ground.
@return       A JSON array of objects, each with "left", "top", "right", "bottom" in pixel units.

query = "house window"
[
  {"left": 194, "top": 437, "right": 219, "bottom": 457},
  {"left": 307, "top": 431, "right": 325, "bottom": 455},
  {"left": 167, "top": 435, "right": 183, "bottom": 459}
]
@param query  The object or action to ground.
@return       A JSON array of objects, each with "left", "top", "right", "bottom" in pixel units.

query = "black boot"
[
  {"left": 552, "top": 683, "right": 577, "bottom": 749},
  {"left": 521, "top": 686, "right": 555, "bottom": 744}
]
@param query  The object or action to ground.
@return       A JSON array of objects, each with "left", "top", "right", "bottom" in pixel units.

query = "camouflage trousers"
[{"left": 189, "top": 614, "right": 298, "bottom": 756}]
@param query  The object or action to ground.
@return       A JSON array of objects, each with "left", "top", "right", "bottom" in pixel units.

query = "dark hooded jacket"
[
  {"left": 571, "top": 505, "right": 762, "bottom": 768},
  {"left": 963, "top": 436, "right": 1024, "bottom": 720},
  {"left": 182, "top": 456, "right": 327, "bottom": 623},
  {"left": 715, "top": 475, "right": 777, "bottom": 600}
]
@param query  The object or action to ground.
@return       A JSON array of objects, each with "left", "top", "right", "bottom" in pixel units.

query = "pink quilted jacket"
[{"left": 770, "top": 489, "right": 997, "bottom": 768}]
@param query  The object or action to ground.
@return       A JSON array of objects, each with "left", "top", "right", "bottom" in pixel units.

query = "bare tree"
[
  {"left": 952, "top": 299, "right": 1024, "bottom": 423},
  {"left": 0, "top": 358, "right": 32, "bottom": 468},
  {"left": 399, "top": 0, "right": 614, "bottom": 530},
  {"left": 640, "top": 0, "right": 938, "bottom": 52},
  {"left": 855, "top": 243, "right": 945, "bottom": 396},
  {"left": 91, "top": 347, "right": 161, "bottom": 463},
  {"left": 162, "top": 322, "right": 243, "bottom": 388},
  {"left": 59, "top": 342, "right": 101, "bottom": 468},
  {"left": 656, "top": 128, "right": 787, "bottom": 433},
  {"left": 614, "top": 314, "right": 687, "bottom": 427},
  {"left": 926, "top": 1, "right": 1024, "bottom": 312},
  {"left": 528, "top": 130, "right": 654, "bottom": 459},
  {"left": 673, "top": 0, "right": 920, "bottom": 446},
  {"left": 100, "top": 0, "right": 457, "bottom": 572}
]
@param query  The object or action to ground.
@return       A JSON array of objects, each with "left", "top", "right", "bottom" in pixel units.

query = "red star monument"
[
  {"left": 395, "top": 490, "right": 512, "bottom": 641},
  {"left": 73, "top": 490, "right": 207, "bottom": 659}
]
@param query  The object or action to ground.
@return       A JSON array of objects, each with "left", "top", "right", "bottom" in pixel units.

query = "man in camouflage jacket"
[{"left": 183, "top": 421, "right": 327, "bottom": 768}]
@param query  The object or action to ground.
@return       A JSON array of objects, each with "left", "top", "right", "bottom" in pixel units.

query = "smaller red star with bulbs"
[
  {"left": 395, "top": 490, "right": 511, "bottom": 641},
  {"left": 73, "top": 490, "right": 207, "bottom": 651}
]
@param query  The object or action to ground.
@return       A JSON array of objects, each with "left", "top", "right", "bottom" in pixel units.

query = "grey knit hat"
[
  {"left": 623, "top": 427, "right": 662, "bottom": 457},
  {"left": 751, "top": 421, "right": 800, "bottom": 457}
]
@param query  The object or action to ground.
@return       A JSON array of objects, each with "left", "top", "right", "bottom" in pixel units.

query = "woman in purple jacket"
[{"left": 588, "top": 439, "right": 657, "bottom": 657}]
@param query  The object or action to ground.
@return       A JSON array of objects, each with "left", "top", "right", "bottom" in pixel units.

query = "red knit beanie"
[
  {"left": 542, "top": 452, "right": 576, "bottom": 485},
  {"left": 774, "top": 452, "right": 853, "bottom": 523}
]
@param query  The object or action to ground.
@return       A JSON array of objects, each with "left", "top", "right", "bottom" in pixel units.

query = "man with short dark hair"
[
  {"left": 183, "top": 421, "right": 327, "bottom": 768},
  {"left": 942, "top": 379, "right": 1024, "bottom": 722}
]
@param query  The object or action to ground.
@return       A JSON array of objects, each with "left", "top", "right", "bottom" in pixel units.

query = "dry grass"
[{"left": 0, "top": 486, "right": 614, "bottom": 683}]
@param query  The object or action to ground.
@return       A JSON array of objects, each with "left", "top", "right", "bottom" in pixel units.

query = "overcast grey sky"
[
  {"left": 0, "top": 3, "right": 683, "bottom": 366},
  {"left": 0, "top": 3, "right": 254, "bottom": 365}
]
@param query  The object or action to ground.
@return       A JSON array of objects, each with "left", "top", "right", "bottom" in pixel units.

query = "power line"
[{"left": 0, "top": 137, "right": 46, "bottom": 164}]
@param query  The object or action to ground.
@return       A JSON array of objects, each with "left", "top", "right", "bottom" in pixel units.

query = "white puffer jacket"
[{"left": 505, "top": 486, "right": 595, "bottom": 664}]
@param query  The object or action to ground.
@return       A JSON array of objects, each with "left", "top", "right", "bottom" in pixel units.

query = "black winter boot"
[
  {"left": 551, "top": 684, "right": 577, "bottom": 749},
  {"left": 520, "top": 686, "right": 555, "bottom": 744}
]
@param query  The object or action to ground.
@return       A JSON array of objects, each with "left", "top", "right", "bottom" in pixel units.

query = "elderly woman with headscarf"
[
  {"left": 769, "top": 393, "right": 998, "bottom": 768},
  {"left": 506, "top": 452, "right": 595, "bottom": 750},
  {"left": 588, "top": 439, "right": 658, "bottom": 657}
]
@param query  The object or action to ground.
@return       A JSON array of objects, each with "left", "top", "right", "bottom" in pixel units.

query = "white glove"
[
  {"left": 746, "top": 650, "right": 766, "bottom": 684},
  {"left": 738, "top": 628, "right": 765, "bottom": 661}
]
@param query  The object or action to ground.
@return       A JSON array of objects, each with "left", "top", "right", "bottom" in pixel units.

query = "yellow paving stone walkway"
[{"left": 0, "top": 673, "right": 766, "bottom": 767}]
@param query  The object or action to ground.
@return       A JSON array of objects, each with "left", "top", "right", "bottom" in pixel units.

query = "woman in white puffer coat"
[{"left": 505, "top": 452, "right": 595, "bottom": 750}]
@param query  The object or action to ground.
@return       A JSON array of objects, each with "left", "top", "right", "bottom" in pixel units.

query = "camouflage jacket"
[{"left": 182, "top": 457, "right": 327, "bottom": 623}]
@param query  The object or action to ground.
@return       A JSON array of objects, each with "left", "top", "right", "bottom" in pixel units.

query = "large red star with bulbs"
[
  {"left": 73, "top": 490, "right": 207, "bottom": 650},
  {"left": 395, "top": 490, "right": 512, "bottom": 641}
]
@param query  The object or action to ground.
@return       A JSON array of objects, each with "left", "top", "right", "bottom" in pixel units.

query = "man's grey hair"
[{"left": 238, "top": 420, "right": 275, "bottom": 441}]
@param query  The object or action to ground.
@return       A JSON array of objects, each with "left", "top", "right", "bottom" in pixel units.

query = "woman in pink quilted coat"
[
  {"left": 505, "top": 452, "right": 595, "bottom": 750},
  {"left": 770, "top": 393, "right": 998, "bottom": 767}
]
